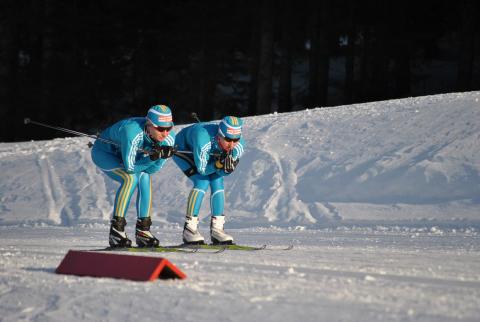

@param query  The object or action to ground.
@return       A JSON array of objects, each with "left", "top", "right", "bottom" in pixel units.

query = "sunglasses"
[
  {"left": 153, "top": 125, "right": 172, "bottom": 132},
  {"left": 223, "top": 136, "right": 240, "bottom": 143}
]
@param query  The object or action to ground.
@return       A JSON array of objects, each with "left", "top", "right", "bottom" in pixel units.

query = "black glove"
[
  {"left": 150, "top": 145, "right": 175, "bottom": 160},
  {"left": 223, "top": 154, "right": 239, "bottom": 174}
]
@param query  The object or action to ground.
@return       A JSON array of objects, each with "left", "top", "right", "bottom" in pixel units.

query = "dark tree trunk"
[
  {"left": 248, "top": 3, "right": 260, "bottom": 116},
  {"left": 0, "top": 1, "right": 18, "bottom": 141},
  {"left": 457, "top": 0, "right": 476, "bottom": 91},
  {"left": 198, "top": 48, "right": 216, "bottom": 121},
  {"left": 256, "top": 0, "right": 274, "bottom": 115},
  {"left": 344, "top": 1, "right": 355, "bottom": 104},
  {"left": 358, "top": 26, "right": 369, "bottom": 102},
  {"left": 278, "top": 0, "right": 293, "bottom": 113},
  {"left": 393, "top": 48, "right": 411, "bottom": 97},
  {"left": 198, "top": 8, "right": 216, "bottom": 121},
  {"left": 62, "top": 1, "right": 82, "bottom": 128},
  {"left": 28, "top": 0, "right": 46, "bottom": 120},
  {"left": 309, "top": 0, "right": 330, "bottom": 107},
  {"left": 316, "top": 0, "right": 330, "bottom": 107},
  {"left": 308, "top": 2, "right": 319, "bottom": 107},
  {"left": 133, "top": 32, "right": 148, "bottom": 111},
  {"left": 39, "top": 0, "right": 58, "bottom": 122},
  {"left": 362, "top": 1, "right": 389, "bottom": 101},
  {"left": 371, "top": 34, "right": 389, "bottom": 99},
  {"left": 391, "top": 2, "right": 411, "bottom": 97}
]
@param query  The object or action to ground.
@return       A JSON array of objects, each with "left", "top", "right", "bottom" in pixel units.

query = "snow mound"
[{"left": 1, "top": 92, "right": 479, "bottom": 227}]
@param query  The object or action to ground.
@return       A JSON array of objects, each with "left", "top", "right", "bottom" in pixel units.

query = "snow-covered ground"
[{"left": 1, "top": 92, "right": 480, "bottom": 321}]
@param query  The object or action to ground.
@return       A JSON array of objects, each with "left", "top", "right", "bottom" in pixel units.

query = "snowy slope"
[
  {"left": 1, "top": 92, "right": 480, "bottom": 322},
  {"left": 1, "top": 91, "right": 479, "bottom": 227}
]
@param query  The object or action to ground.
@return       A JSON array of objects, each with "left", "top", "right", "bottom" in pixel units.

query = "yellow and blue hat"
[
  {"left": 218, "top": 116, "right": 243, "bottom": 139},
  {"left": 146, "top": 105, "right": 173, "bottom": 127}
]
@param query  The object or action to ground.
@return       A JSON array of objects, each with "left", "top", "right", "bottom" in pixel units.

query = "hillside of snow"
[
  {"left": 1, "top": 91, "right": 479, "bottom": 227},
  {"left": 1, "top": 92, "right": 480, "bottom": 322}
]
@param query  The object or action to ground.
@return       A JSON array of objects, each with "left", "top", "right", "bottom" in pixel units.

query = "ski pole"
[
  {"left": 24, "top": 118, "right": 218, "bottom": 157},
  {"left": 24, "top": 118, "right": 154, "bottom": 154},
  {"left": 24, "top": 118, "right": 119, "bottom": 147},
  {"left": 174, "top": 149, "right": 221, "bottom": 158}
]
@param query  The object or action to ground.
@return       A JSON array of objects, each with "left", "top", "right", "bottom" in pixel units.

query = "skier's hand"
[
  {"left": 149, "top": 149, "right": 160, "bottom": 161},
  {"left": 150, "top": 146, "right": 175, "bottom": 160},
  {"left": 160, "top": 146, "right": 175, "bottom": 159},
  {"left": 215, "top": 159, "right": 224, "bottom": 169},
  {"left": 223, "top": 154, "right": 239, "bottom": 174},
  {"left": 214, "top": 151, "right": 228, "bottom": 170}
]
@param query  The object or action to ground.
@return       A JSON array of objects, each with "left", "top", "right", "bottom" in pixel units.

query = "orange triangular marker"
[{"left": 56, "top": 250, "right": 186, "bottom": 281}]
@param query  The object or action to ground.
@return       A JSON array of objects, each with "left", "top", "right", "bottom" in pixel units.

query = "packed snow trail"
[{"left": 0, "top": 226, "right": 479, "bottom": 322}]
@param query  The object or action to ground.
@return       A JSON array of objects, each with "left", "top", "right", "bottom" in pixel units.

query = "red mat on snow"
[{"left": 56, "top": 250, "right": 186, "bottom": 281}]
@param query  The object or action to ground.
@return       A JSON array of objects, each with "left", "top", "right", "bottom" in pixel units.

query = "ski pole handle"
[{"left": 191, "top": 112, "right": 201, "bottom": 123}]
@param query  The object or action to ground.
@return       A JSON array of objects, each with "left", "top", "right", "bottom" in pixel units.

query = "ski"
[
  {"left": 90, "top": 244, "right": 293, "bottom": 253},
  {"left": 165, "top": 244, "right": 294, "bottom": 252},
  {"left": 91, "top": 246, "right": 198, "bottom": 253}
]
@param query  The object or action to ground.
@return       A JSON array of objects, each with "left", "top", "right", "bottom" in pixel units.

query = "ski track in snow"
[
  {"left": 36, "top": 153, "right": 63, "bottom": 224},
  {"left": 91, "top": 164, "right": 114, "bottom": 221}
]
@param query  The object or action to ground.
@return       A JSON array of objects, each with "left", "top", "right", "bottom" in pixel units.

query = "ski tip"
[{"left": 24, "top": 118, "right": 31, "bottom": 125}]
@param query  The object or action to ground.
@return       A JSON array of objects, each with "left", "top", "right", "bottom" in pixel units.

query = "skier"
[
  {"left": 173, "top": 116, "right": 245, "bottom": 245},
  {"left": 91, "top": 105, "right": 176, "bottom": 248}
]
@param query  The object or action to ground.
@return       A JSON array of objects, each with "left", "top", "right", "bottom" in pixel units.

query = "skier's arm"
[
  {"left": 120, "top": 130, "right": 144, "bottom": 174},
  {"left": 231, "top": 138, "right": 245, "bottom": 161},
  {"left": 192, "top": 129, "right": 213, "bottom": 175}
]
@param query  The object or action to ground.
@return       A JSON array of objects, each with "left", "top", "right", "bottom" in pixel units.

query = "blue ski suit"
[
  {"left": 91, "top": 117, "right": 175, "bottom": 219},
  {"left": 173, "top": 123, "right": 245, "bottom": 217}
]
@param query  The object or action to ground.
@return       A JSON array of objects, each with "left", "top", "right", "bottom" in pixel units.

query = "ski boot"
[
  {"left": 135, "top": 217, "right": 160, "bottom": 247},
  {"left": 109, "top": 216, "right": 132, "bottom": 248},
  {"left": 182, "top": 215, "right": 205, "bottom": 245},
  {"left": 210, "top": 215, "right": 234, "bottom": 245}
]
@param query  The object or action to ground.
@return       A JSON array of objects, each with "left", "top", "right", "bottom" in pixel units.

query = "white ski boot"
[
  {"left": 182, "top": 215, "right": 205, "bottom": 245},
  {"left": 210, "top": 215, "right": 234, "bottom": 245}
]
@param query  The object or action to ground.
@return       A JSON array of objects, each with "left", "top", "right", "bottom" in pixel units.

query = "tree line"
[{"left": 0, "top": 0, "right": 478, "bottom": 142}]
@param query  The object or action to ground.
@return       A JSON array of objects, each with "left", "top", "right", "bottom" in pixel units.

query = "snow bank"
[{"left": 1, "top": 92, "right": 479, "bottom": 227}]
